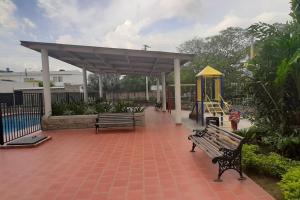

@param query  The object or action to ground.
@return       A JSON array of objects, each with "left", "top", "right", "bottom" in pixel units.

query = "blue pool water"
[{"left": 2, "top": 114, "right": 41, "bottom": 134}]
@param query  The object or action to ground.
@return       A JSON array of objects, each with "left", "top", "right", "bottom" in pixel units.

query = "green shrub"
[
  {"left": 95, "top": 102, "right": 112, "bottom": 113},
  {"left": 62, "top": 110, "right": 74, "bottom": 115},
  {"left": 83, "top": 106, "right": 97, "bottom": 115},
  {"left": 130, "top": 106, "right": 145, "bottom": 113},
  {"left": 52, "top": 103, "right": 66, "bottom": 116},
  {"left": 235, "top": 126, "right": 266, "bottom": 144},
  {"left": 113, "top": 102, "right": 129, "bottom": 113},
  {"left": 66, "top": 103, "right": 85, "bottom": 115},
  {"left": 242, "top": 144, "right": 261, "bottom": 169},
  {"left": 279, "top": 167, "right": 300, "bottom": 200},
  {"left": 242, "top": 144, "right": 300, "bottom": 178},
  {"left": 52, "top": 101, "right": 145, "bottom": 115}
]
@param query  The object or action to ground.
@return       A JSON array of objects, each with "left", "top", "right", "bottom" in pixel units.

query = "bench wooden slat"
[
  {"left": 95, "top": 112, "right": 135, "bottom": 133},
  {"left": 188, "top": 124, "right": 245, "bottom": 181},
  {"left": 205, "top": 130, "right": 237, "bottom": 150},
  {"left": 191, "top": 136, "right": 222, "bottom": 157}
]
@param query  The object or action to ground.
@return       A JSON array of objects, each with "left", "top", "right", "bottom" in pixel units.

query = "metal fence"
[
  {"left": 51, "top": 92, "right": 99, "bottom": 104},
  {"left": 0, "top": 93, "right": 43, "bottom": 145}
]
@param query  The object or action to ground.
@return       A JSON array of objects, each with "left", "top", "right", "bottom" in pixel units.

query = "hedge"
[
  {"left": 242, "top": 144, "right": 300, "bottom": 200},
  {"left": 278, "top": 167, "right": 300, "bottom": 200},
  {"left": 242, "top": 144, "right": 299, "bottom": 178}
]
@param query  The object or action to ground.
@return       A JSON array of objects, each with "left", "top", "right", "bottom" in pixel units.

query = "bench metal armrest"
[
  {"left": 219, "top": 147, "right": 232, "bottom": 153},
  {"left": 193, "top": 129, "right": 207, "bottom": 137},
  {"left": 216, "top": 147, "right": 240, "bottom": 162},
  {"left": 188, "top": 129, "right": 207, "bottom": 141}
]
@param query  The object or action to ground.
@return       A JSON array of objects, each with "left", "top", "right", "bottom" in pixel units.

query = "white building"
[{"left": 0, "top": 69, "right": 83, "bottom": 93}]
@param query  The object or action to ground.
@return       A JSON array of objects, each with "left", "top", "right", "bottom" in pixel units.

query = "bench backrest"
[
  {"left": 205, "top": 124, "right": 244, "bottom": 150},
  {"left": 97, "top": 112, "right": 135, "bottom": 123}
]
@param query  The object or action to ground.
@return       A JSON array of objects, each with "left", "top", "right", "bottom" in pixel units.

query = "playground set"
[
  {"left": 165, "top": 65, "right": 230, "bottom": 127},
  {"left": 192, "top": 66, "right": 230, "bottom": 127}
]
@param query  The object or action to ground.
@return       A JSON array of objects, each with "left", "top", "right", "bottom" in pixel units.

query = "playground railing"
[{"left": 219, "top": 95, "right": 230, "bottom": 113}]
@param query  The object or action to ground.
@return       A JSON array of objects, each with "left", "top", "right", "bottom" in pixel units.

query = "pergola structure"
[{"left": 21, "top": 41, "right": 194, "bottom": 124}]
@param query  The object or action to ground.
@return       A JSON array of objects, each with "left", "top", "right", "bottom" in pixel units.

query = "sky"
[{"left": 0, "top": 0, "right": 292, "bottom": 72}]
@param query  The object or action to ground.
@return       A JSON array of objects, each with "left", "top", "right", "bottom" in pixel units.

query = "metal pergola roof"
[{"left": 21, "top": 41, "right": 194, "bottom": 76}]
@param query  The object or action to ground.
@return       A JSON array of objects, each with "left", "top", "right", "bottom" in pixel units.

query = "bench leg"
[
  {"left": 214, "top": 167, "right": 224, "bottom": 182},
  {"left": 238, "top": 172, "right": 246, "bottom": 181},
  {"left": 238, "top": 164, "right": 246, "bottom": 181},
  {"left": 190, "top": 143, "right": 196, "bottom": 152},
  {"left": 214, "top": 156, "right": 246, "bottom": 182}
]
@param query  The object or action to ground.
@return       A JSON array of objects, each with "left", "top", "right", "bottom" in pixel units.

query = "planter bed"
[{"left": 42, "top": 112, "right": 145, "bottom": 130}]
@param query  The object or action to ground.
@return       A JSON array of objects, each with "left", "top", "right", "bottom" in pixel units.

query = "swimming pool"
[{"left": 1, "top": 114, "right": 41, "bottom": 135}]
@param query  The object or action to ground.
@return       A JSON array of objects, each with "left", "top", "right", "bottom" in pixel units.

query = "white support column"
[
  {"left": 156, "top": 78, "right": 160, "bottom": 103},
  {"left": 82, "top": 67, "right": 88, "bottom": 103},
  {"left": 98, "top": 74, "right": 103, "bottom": 99},
  {"left": 174, "top": 58, "right": 181, "bottom": 124},
  {"left": 145, "top": 76, "right": 149, "bottom": 101},
  {"left": 41, "top": 49, "right": 52, "bottom": 117},
  {"left": 161, "top": 72, "right": 166, "bottom": 112}
]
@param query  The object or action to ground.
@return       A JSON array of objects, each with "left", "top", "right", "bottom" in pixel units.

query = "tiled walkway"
[{"left": 0, "top": 108, "right": 274, "bottom": 200}]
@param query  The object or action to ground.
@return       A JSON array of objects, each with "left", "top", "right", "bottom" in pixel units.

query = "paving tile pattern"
[{"left": 0, "top": 108, "right": 274, "bottom": 200}]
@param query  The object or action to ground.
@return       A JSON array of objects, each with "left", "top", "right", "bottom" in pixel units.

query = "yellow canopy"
[{"left": 196, "top": 65, "right": 223, "bottom": 77}]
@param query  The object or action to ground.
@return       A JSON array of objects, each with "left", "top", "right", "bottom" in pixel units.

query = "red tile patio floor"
[{"left": 0, "top": 108, "right": 274, "bottom": 200}]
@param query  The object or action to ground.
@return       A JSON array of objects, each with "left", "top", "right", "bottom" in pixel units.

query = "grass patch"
[{"left": 246, "top": 170, "right": 283, "bottom": 200}]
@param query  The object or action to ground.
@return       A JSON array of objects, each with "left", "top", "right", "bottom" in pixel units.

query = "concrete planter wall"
[
  {"left": 42, "top": 111, "right": 145, "bottom": 130},
  {"left": 134, "top": 112, "right": 145, "bottom": 126}
]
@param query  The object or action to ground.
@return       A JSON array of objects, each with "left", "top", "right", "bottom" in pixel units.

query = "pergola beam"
[{"left": 21, "top": 41, "right": 194, "bottom": 61}]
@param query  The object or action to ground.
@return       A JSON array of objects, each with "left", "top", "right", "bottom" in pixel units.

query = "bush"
[
  {"left": 242, "top": 144, "right": 300, "bottom": 178},
  {"left": 52, "top": 101, "right": 145, "bottom": 116},
  {"left": 66, "top": 103, "right": 85, "bottom": 115},
  {"left": 237, "top": 127, "right": 300, "bottom": 160},
  {"left": 279, "top": 167, "right": 300, "bottom": 200},
  {"left": 235, "top": 126, "right": 265, "bottom": 143},
  {"left": 83, "top": 106, "right": 97, "bottom": 115},
  {"left": 95, "top": 102, "right": 112, "bottom": 113},
  {"left": 113, "top": 102, "right": 130, "bottom": 113},
  {"left": 52, "top": 103, "right": 66, "bottom": 116}
]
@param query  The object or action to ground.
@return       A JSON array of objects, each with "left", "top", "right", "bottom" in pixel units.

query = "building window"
[
  {"left": 53, "top": 76, "right": 63, "bottom": 82},
  {"left": 24, "top": 77, "right": 34, "bottom": 82}
]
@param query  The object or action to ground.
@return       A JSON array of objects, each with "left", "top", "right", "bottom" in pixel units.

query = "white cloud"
[
  {"left": 254, "top": 12, "right": 291, "bottom": 24},
  {"left": 0, "top": 0, "right": 17, "bottom": 30},
  {"left": 37, "top": 0, "right": 291, "bottom": 52},
  {"left": 0, "top": 0, "right": 292, "bottom": 72},
  {"left": 22, "top": 18, "right": 36, "bottom": 29},
  {"left": 0, "top": 0, "right": 36, "bottom": 36}
]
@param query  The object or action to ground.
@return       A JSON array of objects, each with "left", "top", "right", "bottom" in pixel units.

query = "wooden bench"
[
  {"left": 188, "top": 124, "right": 245, "bottom": 181},
  {"left": 95, "top": 113, "right": 135, "bottom": 133},
  {"left": 155, "top": 102, "right": 162, "bottom": 110}
]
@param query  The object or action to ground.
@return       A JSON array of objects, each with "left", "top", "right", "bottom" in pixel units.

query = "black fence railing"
[
  {"left": 51, "top": 92, "right": 99, "bottom": 104},
  {"left": 0, "top": 92, "right": 100, "bottom": 106},
  {"left": 0, "top": 93, "right": 43, "bottom": 145}
]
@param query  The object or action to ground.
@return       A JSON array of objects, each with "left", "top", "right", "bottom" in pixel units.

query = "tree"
[
  {"left": 245, "top": 1, "right": 300, "bottom": 158},
  {"left": 88, "top": 74, "right": 158, "bottom": 96},
  {"left": 291, "top": 0, "right": 300, "bottom": 23},
  {"left": 87, "top": 73, "right": 121, "bottom": 94},
  {"left": 178, "top": 27, "right": 252, "bottom": 99}
]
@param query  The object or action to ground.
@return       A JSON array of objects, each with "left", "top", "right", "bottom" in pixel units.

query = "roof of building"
[
  {"left": 21, "top": 41, "right": 194, "bottom": 76},
  {"left": 0, "top": 70, "right": 82, "bottom": 76}
]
